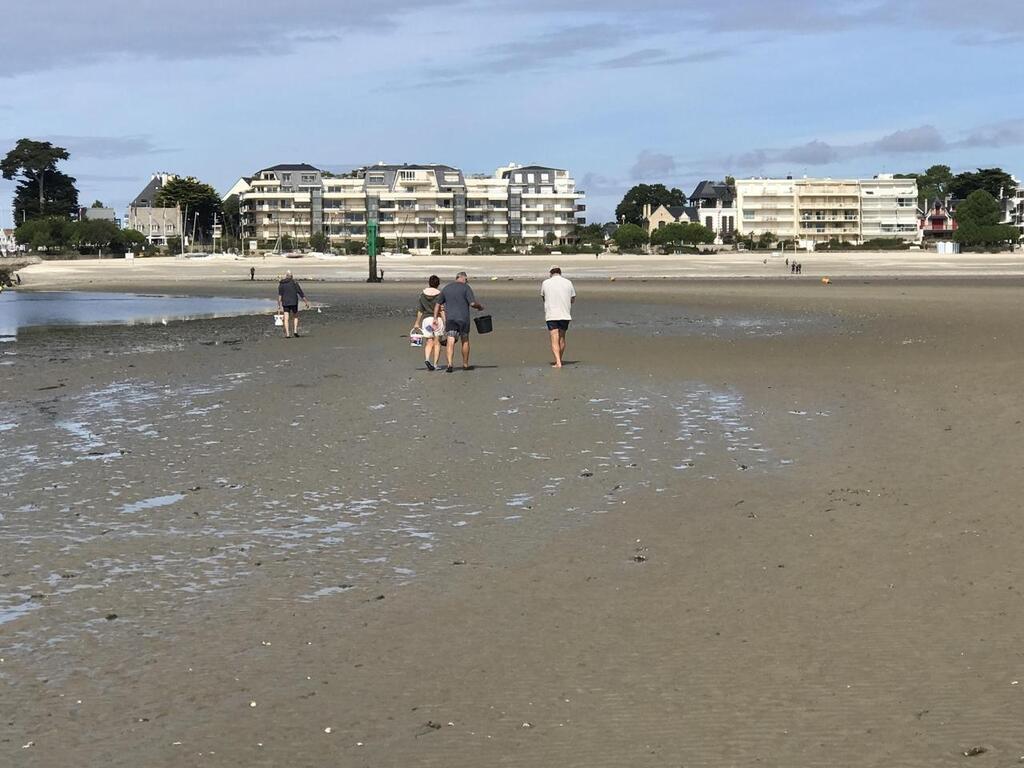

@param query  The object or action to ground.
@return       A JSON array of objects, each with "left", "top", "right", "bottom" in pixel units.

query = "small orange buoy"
[{"left": 821, "top": 277, "right": 831, "bottom": 285}]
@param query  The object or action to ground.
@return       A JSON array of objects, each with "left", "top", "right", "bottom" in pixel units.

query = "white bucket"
[
  {"left": 273, "top": 313, "right": 284, "bottom": 326},
  {"left": 410, "top": 333, "right": 424, "bottom": 347}
]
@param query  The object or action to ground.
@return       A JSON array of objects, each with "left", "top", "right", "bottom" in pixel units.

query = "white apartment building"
[
  {"left": 735, "top": 175, "right": 920, "bottom": 246},
  {"left": 239, "top": 162, "right": 585, "bottom": 251},
  {"left": 1004, "top": 179, "right": 1024, "bottom": 241}
]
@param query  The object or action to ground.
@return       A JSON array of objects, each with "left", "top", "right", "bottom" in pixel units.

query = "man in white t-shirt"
[{"left": 540, "top": 266, "right": 576, "bottom": 368}]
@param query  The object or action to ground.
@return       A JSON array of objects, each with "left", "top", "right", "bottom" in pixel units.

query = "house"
[
  {"left": 642, "top": 203, "right": 697, "bottom": 235},
  {"left": 689, "top": 180, "right": 737, "bottom": 241},
  {"left": 0, "top": 228, "right": 17, "bottom": 254},
  {"left": 78, "top": 207, "right": 118, "bottom": 225},
  {"left": 126, "top": 173, "right": 182, "bottom": 246},
  {"left": 919, "top": 198, "right": 958, "bottom": 240}
]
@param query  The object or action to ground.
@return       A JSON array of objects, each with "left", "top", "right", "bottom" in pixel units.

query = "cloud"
[
  {"left": 956, "top": 119, "right": 1024, "bottom": 149},
  {"left": 873, "top": 125, "right": 947, "bottom": 153},
  {"left": 599, "top": 47, "right": 729, "bottom": 69},
  {"left": 630, "top": 150, "right": 677, "bottom": 180},
  {"left": 477, "top": 23, "right": 622, "bottom": 73},
  {"left": 776, "top": 141, "right": 841, "bottom": 165},
  {"left": 5, "top": 0, "right": 1024, "bottom": 79},
  {"left": 580, "top": 172, "right": 624, "bottom": 196},
  {"left": 723, "top": 118, "right": 1024, "bottom": 171},
  {"left": 44, "top": 135, "right": 173, "bottom": 159},
  {"left": 0, "top": 0, "right": 459, "bottom": 77}
]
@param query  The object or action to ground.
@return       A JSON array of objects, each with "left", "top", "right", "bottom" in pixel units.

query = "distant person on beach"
[
  {"left": 435, "top": 271, "right": 483, "bottom": 372},
  {"left": 250, "top": 266, "right": 255, "bottom": 281},
  {"left": 277, "top": 270, "right": 310, "bottom": 338},
  {"left": 413, "top": 275, "right": 444, "bottom": 371},
  {"left": 541, "top": 266, "right": 576, "bottom": 368},
  {"left": 15, "top": 273, "right": 21, "bottom": 285}
]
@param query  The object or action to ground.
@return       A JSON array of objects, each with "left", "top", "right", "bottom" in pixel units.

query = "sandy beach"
[{"left": 2, "top": 269, "right": 1023, "bottom": 766}]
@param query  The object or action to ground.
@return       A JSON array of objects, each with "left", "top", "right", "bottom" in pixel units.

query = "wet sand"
[{"left": 2, "top": 278, "right": 1023, "bottom": 766}]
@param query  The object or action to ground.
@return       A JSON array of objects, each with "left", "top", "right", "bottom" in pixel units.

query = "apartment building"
[
  {"left": 735, "top": 175, "right": 920, "bottom": 246},
  {"left": 239, "top": 162, "right": 585, "bottom": 251},
  {"left": 1004, "top": 179, "right": 1024, "bottom": 240}
]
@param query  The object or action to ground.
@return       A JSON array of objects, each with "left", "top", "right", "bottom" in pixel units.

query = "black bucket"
[{"left": 474, "top": 314, "right": 493, "bottom": 334}]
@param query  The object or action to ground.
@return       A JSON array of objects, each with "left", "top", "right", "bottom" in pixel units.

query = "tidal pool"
[{"left": 0, "top": 291, "right": 277, "bottom": 340}]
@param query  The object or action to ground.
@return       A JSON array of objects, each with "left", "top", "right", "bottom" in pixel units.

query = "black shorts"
[
  {"left": 446, "top": 318, "right": 471, "bottom": 338},
  {"left": 546, "top": 319, "right": 570, "bottom": 331},
  {"left": 283, "top": 304, "right": 299, "bottom": 313}
]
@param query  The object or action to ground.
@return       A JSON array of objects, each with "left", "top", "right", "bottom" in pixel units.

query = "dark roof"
[
  {"left": 131, "top": 176, "right": 164, "bottom": 207},
  {"left": 262, "top": 163, "right": 321, "bottom": 172},
  {"left": 500, "top": 165, "right": 564, "bottom": 179},
  {"left": 690, "top": 180, "right": 735, "bottom": 205},
  {"left": 665, "top": 205, "right": 698, "bottom": 222}
]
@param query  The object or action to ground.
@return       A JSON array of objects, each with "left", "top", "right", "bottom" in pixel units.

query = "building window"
[
  {"left": 514, "top": 173, "right": 523, "bottom": 183},
  {"left": 399, "top": 170, "right": 416, "bottom": 181},
  {"left": 368, "top": 174, "right": 386, "bottom": 185},
  {"left": 282, "top": 174, "right": 291, "bottom": 182}
]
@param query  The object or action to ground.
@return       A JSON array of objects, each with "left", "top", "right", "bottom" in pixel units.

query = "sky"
[{"left": 2, "top": 0, "right": 1023, "bottom": 226}]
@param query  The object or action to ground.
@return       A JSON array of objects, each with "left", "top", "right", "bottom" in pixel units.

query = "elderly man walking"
[
  {"left": 434, "top": 271, "right": 483, "bottom": 372},
  {"left": 541, "top": 266, "right": 575, "bottom": 368},
  {"left": 277, "top": 270, "right": 310, "bottom": 338}
]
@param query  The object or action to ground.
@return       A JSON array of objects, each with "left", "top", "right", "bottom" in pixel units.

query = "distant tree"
[
  {"left": 166, "top": 236, "right": 182, "bottom": 254},
  {"left": 652, "top": 222, "right": 714, "bottom": 249},
  {"left": 724, "top": 175, "right": 736, "bottom": 187},
  {"left": 897, "top": 164, "right": 953, "bottom": 206},
  {"left": 612, "top": 222, "right": 648, "bottom": 251},
  {"left": 309, "top": 231, "right": 329, "bottom": 252},
  {"left": 221, "top": 194, "right": 241, "bottom": 239},
  {"left": 156, "top": 176, "right": 222, "bottom": 241},
  {"left": 117, "top": 228, "right": 147, "bottom": 253},
  {"left": 280, "top": 234, "right": 294, "bottom": 252},
  {"left": 954, "top": 190, "right": 1017, "bottom": 249},
  {"left": 14, "top": 216, "right": 74, "bottom": 252},
  {"left": 615, "top": 184, "right": 687, "bottom": 227},
  {"left": 544, "top": 231, "right": 557, "bottom": 245},
  {"left": 69, "top": 219, "right": 122, "bottom": 254},
  {"left": 949, "top": 168, "right": 1015, "bottom": 201},
  {"left": 91, "top": 199, "right": 105, "bottom": 208},
  {"left": 1, "top": 139, "right": 79, "bottom": 221},
  {"left": 757, "top": 231, "right": 775, "bottom": 249},
  {"left": 575, "top": 223, "right": 606, "bottom": 245}
]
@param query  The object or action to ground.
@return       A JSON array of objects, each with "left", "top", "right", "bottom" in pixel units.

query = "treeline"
[{"left": 14, "top": 217, "right": 147, "bottom": 255}]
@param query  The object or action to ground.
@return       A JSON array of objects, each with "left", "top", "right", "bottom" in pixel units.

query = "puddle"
[
  {"left": 0, "top": 291, "right": 276, "bottom": 340},
  {"left": 120, "top": 494, "right": 186, "bottom": 514}
]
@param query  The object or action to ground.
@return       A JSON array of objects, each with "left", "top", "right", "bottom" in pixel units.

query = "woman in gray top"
[{"left": 412, "top": 275, "right": 444, "bottom": 370}]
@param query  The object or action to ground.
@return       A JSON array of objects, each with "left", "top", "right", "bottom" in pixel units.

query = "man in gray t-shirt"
[{"left": 435, "top": 271, "right": 483, "bottom": 372}]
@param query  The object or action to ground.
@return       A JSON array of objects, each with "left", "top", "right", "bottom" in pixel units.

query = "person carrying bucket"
[{"left": 434, "top": 271, "right": 484, "bottom": 372}]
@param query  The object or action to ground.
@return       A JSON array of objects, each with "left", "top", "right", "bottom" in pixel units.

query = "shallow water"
[{"left": 0, "top": 291, "right": 276, "bottom": 340}]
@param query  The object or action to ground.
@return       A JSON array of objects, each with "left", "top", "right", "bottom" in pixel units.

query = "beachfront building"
[
  {"left": 689, "top": 180, "right": 737, "bottom": 241},
  {"left": 735, "top": 175, "right": 920, "bottom": 247},
  {"left": 1, "top": 227, "right": 17, "bottom": 255},
  {"left": 126, "top": 173, "right": 182, "bottom": 246},
  {"left": 642, "top": 203, "right": 697, "bottom": 235},
  {"left": 238, "top": 162, "right": 585, "bottom": 252},
  {"left": 1003, "top": 179, "right": 1024, "bottom": 241},
  {"left": 858, "top": 176, "right": 920, "bottom": 241},
  {"left": 920, "top": 198, "right": 958, "bottom": 240}
]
